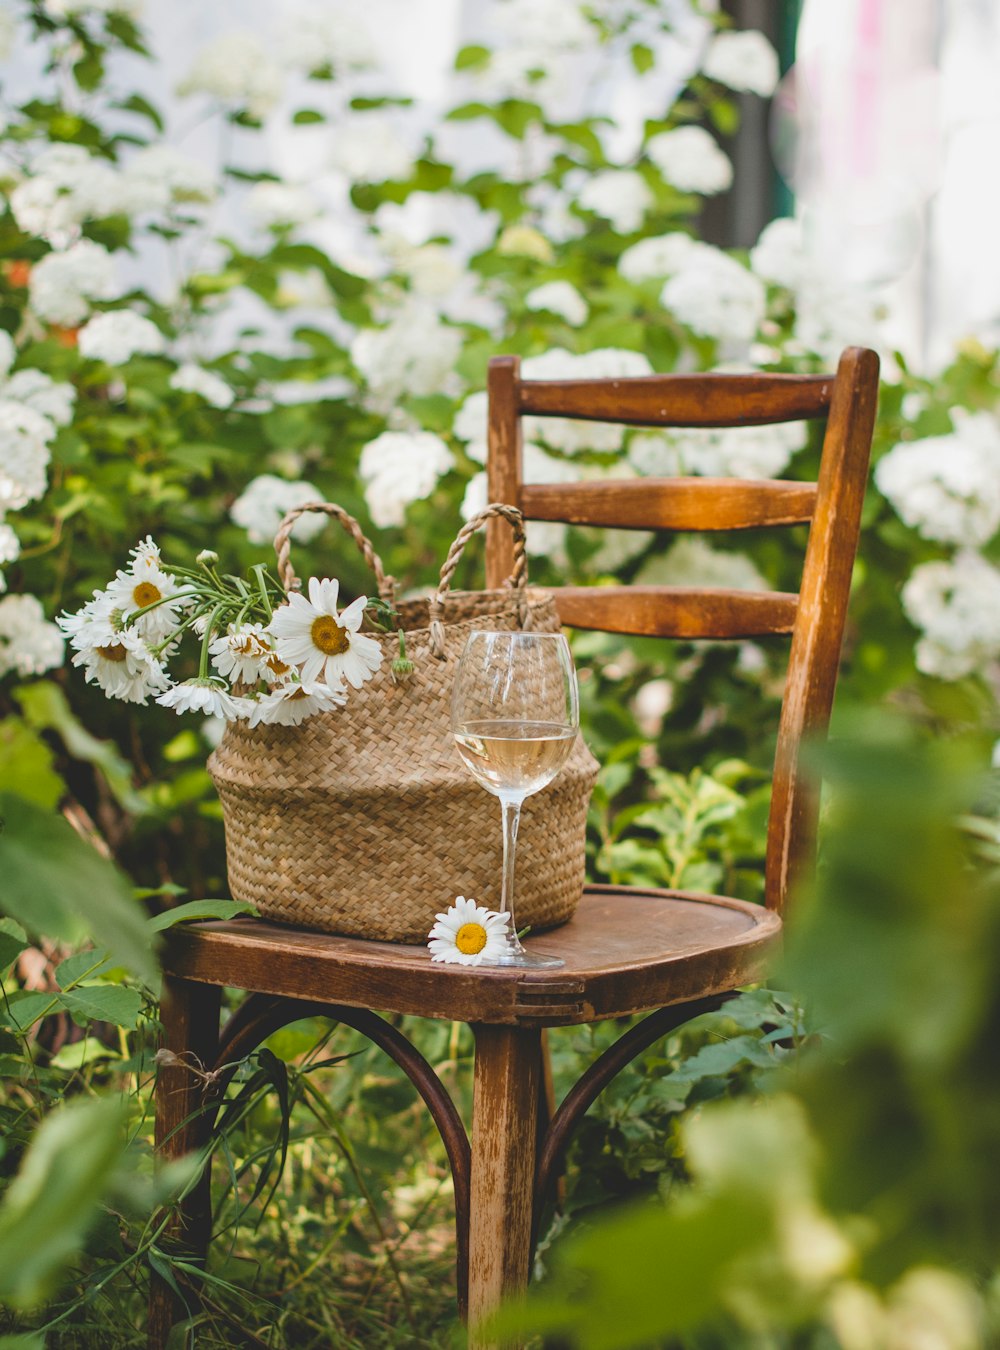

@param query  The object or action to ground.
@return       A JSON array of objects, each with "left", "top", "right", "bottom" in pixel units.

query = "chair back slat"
[
  {"left": 518, "top": 373, "right": 833, "bottom": 427},
  {"left": 485, "top": 348, "right": 880, "bottom": 917},
  {"left": 552, "top": 586, "right": 799, "bottom": 640},
  {"left": 522, "top": 479, "right": 817, "bottom": 532}
]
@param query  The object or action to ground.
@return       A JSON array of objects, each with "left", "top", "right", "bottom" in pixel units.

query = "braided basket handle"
[
  {"left": 273, "top": 502, "right": 396, "bottom": 604},
  {"left": 428, "top": 503, "right": 529, "bottom": 658}
]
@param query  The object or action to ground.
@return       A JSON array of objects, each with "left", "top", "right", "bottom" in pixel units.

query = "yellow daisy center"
[
  {"left": 455, "top": 922, "right": 488, "bottom": 955},
  {"left": 132, "top": 581, "right": 162, "bottom": 608},
  {"left": 96, "top": 643, "right": 128, "bottom": 663},
  {"left": 287, "top": 687, "right": 310, "bottom": 702},
  {"left": 311, "top": 614, "right": 350, "bottom": 656},
  {"left": 265, "top": 653, "right": 291, "bottom": 677}
]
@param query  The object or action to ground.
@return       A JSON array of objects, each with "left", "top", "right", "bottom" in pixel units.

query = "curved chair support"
[
  {"left": 533, "top": 993, "right": 733, "bottom": 1247},
  {"left": 206, "top": 993, "right": 473, "bottom": 1315}
]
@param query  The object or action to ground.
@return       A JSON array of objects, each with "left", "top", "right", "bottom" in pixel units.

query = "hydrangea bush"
[{"left": 1, "top": 0, "right": 1000, "bottom": 1339}]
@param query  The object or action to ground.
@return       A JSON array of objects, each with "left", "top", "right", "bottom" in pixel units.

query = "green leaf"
[
  {"left": 0, "top": 929, "right": 29, "bottom": 973},
  {"left": 291, "top": 108, "right": 325, "bottom": 124},
  {"left": 0, "top": 719, "right": 65, "bottom": 809},
  {"left": 55, "top": 950, "right": 114, "bottom": 989},
  {"left": 114, "top": 92, "right": 164, "bottom": 130},
  {"left": 0, "top": 793, "right": 155, "bottom": 982},
  {"left": 62, "top": 985, "right": 143, "bottom": 1030},
  {"left": 0, "top": 1097, "right": 126, "bottom": 1308},
  {"left": 147, "top": 898, "right": 257, "bottom": 933},
  {"left": 13, "top": 682, "right": 146, "bottom": 815},
  {"left": 631, "top": 43, "right": 655, "bottom": 74},
  {"left": 0, "top": 1335, "right": 47, "bottom": 1349},
  {"left": 455, "top": 44, "right": 491, "bottom": 71}
]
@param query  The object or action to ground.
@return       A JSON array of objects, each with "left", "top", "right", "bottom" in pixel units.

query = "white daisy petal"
[{"left": 426, "top": 897, "right": 512, "bottom": 966}]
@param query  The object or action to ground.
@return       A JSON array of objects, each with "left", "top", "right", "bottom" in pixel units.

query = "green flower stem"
[
  {"left": 250, "top": 563, "right": 274, "bottom": 620},
  {"left": 198, "top": 603, "right": 227, "bottom": 680}
]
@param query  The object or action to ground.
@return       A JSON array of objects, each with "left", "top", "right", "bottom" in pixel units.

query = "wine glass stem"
[{"left": 499, "top": 793, "right": 526, "bottom": 955}]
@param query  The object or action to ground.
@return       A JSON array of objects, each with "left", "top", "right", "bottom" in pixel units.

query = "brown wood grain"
[
  {"left": 518, "top": 372, "right": 833, "bottom": 426},
  {"left": 160, "top": 888, "right": 781, "bottom": 1028},
  {"left": 486, "top": 355, "right": 523, "bottom": 589},
  {"left": 552, "top": 585, "right": 799, "bottom": 639},
  {"left": 467, "top": 1025, "right": 541, "bottom": 1348},
  {"left": 766, "top": 346, "right": 879, "bottom": 911},
  {"left": 522, "top": 478, "right": 817, "bottom": 531},
  {"left": 148, "top": 977, "right": 221, "bottom": 1350}
]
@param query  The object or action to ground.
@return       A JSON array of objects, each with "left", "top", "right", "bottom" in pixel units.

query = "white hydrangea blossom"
[
  {"left": 385, "top": 240, "right": 464, "bottom": 299},
  {"left": 169, "top": 364, "right": 234, "bottom": 409},
  {"left": 454, "top": 390, "right": 490, "bottom": 464},
  {"left": 525, "top": 281, "right": 588, "bottom": 326},
  {"left": 647, "top": 126, "right": 733, "bottom": 195},
  {"left": 10, "top": 144, "right": 121, "bottom": 239},
  {"left": 578, "top": 170, "right": 652, "bottom": 234},
  {"left": 78, "top": 311, "right": 165, "bottom": 364},
  {"left": 702, "top": 29, "right": 780, "bottom": 97},
  {"left": 521, "top": 347, "right": 653, "bottom": 453},
  {"left": 43, "top": 0, "right": 141, "bottom": 14},
  {"left": 28, "top": 239, "right": 118, "bottom": 326},
  {"left": 329, "top": 117, "right": 415, "bottom": 183},
  {"left": 902, "top": 552, "right": 1000, "bottom": 680},
  {"left": 636, "top": 535, "right": 768, "bottom": 591},
  {"left": 278, "top": 1, "right": 376, "bottom": 74},
  {"left": 350, "top": 302, "right": 463, "bottom": 412},
  {"left": 2, "top": 369, "right": 76, "bottom": 428},
  {"left": 121, "top": 146, "right": 215, "bottom": 212},
  {"left": 0, "top": 401, "right": 53, "bottom": 511},
  {"left": 749, "top": 216, "right": 807, "bottom": 289},
  {"left": 0, "top": 594, "right": 65, "bottom": 678},
  {"left": 875, "top": 411, "right": 1000, "bottom": 546},
  {"left": 661, "top": 249, "right": 766, "bottom": 344},
  {"left": 374, "top": 192, "right": 500, "bottom": 258},
  {"left": 245, "top": 182, "right": 318, "bottom": 229},
  {"left": 359, "top": 430, "right": 454, "bottom": 529},
  {"left": 0, "top": 521, "right": 20, "bottom": 566},
  {"left": 230, "top": 475, "right": 327, "bottom": 546},
  {"left": 178, "top": 31, "right": 284, "bottom": 120},
  {"left": 470, "top": 0, "right": 593, "bottom": 109},
  {"left": 0, "top": 332, "right": 14, "bottom": 380},
  {"left": 629, "top": 420, "right": 808, "bottom": 480},
  {"left": 619, "top": 231, "right": 706, "bottom": 282}
]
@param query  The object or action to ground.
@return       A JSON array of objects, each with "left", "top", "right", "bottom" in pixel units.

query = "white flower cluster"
[
  {"left": 278, "top": 1, "right": 376, "bottom": 76},
  {"left": 647, "top": 126, "right": 732, "bottom": 195},
  {"left": 0, "top": 331, "right": 76, "bottom": 571},
  {"left": 28, "top": 239, "right": 118, "bottom": 326},
  {"left": 578, "top": 169, "right": 652, "bottom": 234},
  {"left": 359, "top": 430, "right": 454, "bottom": 529},
  {"left": 177, "top": 31, "right": 284, "bottom": 121},
  {"left": 874, "top": 410, "right": 1000, "bottom": 547},
  {"left": 471, "top": 0, "right": 593, "bottom": 111},
  {"left": 169, "top": 363, "right": 234, "bottom": 409},
  {"left": 59, "top": 538, "right": 383, "bottom": 725},
  {"left": 328, "top": 115, "right": 415, "bottom": 184},
  {"left": 78, "top": 311, "right": 165, "bottom": 365},
  {"left": 350, "top": 302, "right": 464, "bottom": 412},
  {"left": 11, "top": 143, "right": 214, "bottom": 243},
  {"left": 628, "top": 420, "right": 808, "bottom": 480},
  {"left": 245, "top": 182, "right": 319, "bottom": 230},
  {"left": 524, "top": 281, "right": 589, "bottom": 326},
  {"left": 230, "top": 475, "right": 328, "bottom": 547},
  {"left": 901, "top": 551, "right": 1000, "bottom": 681},
  {"left": 619, "top": 230, "right": 766, "bottom": 345},
  {"left": 701, "top": 29, "right": 780, "bottom": 98},
  {"left": 635, "top": 535, "right": 768, "bottom": 592},
  {"left": 0, "top": 594, "right": 66, "bottom": 678}
]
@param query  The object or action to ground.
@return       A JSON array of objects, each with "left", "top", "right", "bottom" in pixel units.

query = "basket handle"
[
  {"left": 273, "top": 502, "right": 396, "bottom": 604},
  {"left": 428, "top": 503, "right": 529, "bottom": 658}
]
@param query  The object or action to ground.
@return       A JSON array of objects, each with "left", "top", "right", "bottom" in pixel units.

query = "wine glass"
[{"left": 451, "top": 630, "right": 579, "bottom": 969}]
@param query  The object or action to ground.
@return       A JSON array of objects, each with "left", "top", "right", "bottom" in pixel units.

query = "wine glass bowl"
[{"left": 451, "top": 630, "right": 579, "bottom": 969}]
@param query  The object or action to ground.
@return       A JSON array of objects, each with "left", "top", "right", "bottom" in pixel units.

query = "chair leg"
[
  {"left": 467, "top": 1024, "right": 541, "bottom": 1350},
  {"left": 147, "top": 976, "right": 222, "bottom": 1350}
]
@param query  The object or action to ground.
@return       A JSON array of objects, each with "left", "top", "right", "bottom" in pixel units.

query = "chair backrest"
[{"left": 485, "top": 348, "right": 880, "bottom": 915}]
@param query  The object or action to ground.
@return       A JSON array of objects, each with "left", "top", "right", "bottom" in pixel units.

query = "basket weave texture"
[{"left": 208, "top": 503, "right": 600, "bottom": 943}]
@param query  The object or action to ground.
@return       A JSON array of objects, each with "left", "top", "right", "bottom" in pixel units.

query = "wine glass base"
[{"left": 489, "top": 948, "right": 565, "bottom": 969}]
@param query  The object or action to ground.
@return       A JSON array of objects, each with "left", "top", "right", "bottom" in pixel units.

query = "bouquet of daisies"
[{"left": 58, "top": 536, "right": 399, "bottom": 726}]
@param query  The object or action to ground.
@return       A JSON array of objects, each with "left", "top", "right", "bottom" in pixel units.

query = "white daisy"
[
  {"left": 209, "top": 623, "right": 273, "bottom": 684},
  {"left": 248, "top": 679, "right": 347, "bottom": 727},
  {"left": 71, "top": 625, "right": 169, "bottom": 704},
  {"left": 106, "top": 547, "right": 188, "bottom": 643},
  {"left": 157, "top": 678, "right": 249, "bottom": 719},
  {"left": 268, "top": 577, "right": 382, "bottom": 689},
  {"left": 427, "top": 896, "right": 512, "bottom": 966}
]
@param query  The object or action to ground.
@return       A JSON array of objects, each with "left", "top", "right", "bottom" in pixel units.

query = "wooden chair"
[{"left": 148, "top": 347, "right": 879, "bottom": 1349}]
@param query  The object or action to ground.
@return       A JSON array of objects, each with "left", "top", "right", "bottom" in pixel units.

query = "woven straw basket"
[{"left": 208, "top": 502, "right": 600, "bottom": 943}]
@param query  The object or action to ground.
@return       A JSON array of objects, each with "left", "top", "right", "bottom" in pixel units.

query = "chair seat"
[{"left": 161, "top": 884, "right": 781, "bottom": 1027}]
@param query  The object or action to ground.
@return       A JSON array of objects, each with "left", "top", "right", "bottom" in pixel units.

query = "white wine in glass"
[{"left": 451, "top": 631, "right": 580, "bottom": 969}]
